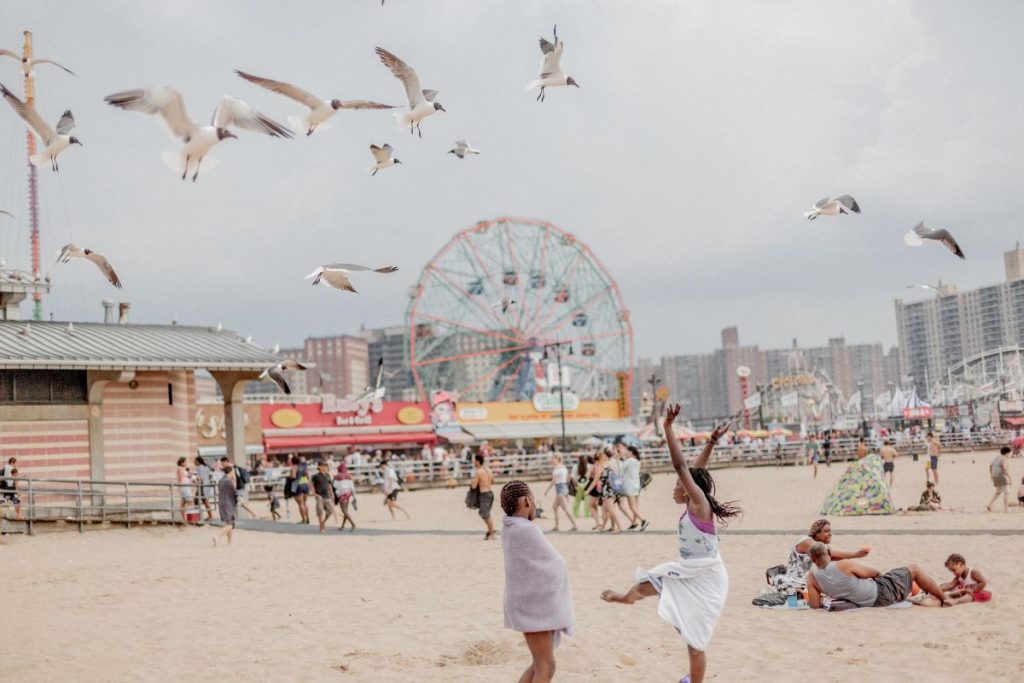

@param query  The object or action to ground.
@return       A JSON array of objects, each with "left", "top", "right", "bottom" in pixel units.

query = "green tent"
[{"left": 819, "top": 454, "right": 896, "bottom": 516}]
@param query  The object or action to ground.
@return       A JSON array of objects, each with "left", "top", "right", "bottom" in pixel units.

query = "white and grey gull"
[
  {"left": 0, "top": 48, "right": 75, "bottom": 77},
  {"left": 375, "top": 47, "right": 445, "bottom": 137},
  {"left": 903, "top": 222, "right": 965, "bottom": 259},
  {"left": 449, "top": 140, "right": 481, "bottom": 158},
  {"left": 305, "top": 263, "right": 399, "bottom": 293},
  {"left": 235, "top": 70, "right": 397, "bottom": 136},
  {"left": 1, "top": 83, "right": 81, "bottom": 170},
  {"left": 260, "top": 359, "right": 315, "bottom": 395},
  {"left": 104, "top": 87, "right": 292, "bottom": 181},
  {"left": 526, "top": 25, "right": 579, "bottom": 102},
  {"left": 804, "top": 195, "right": 860, "bottom": 220},
  {"left": 57, "top": 244, "right": 122, "bottom": 288},
  {"left": 368, "top": 143, "right": 400, "bottom": 175}
]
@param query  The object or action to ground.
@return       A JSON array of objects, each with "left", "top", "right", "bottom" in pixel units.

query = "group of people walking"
[{"left": 566, "top": 440, "right": 649, "bottom": 533}]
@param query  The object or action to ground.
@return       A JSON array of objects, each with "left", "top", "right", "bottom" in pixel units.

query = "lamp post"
[
  {"left": 756, "top": 383, "right": 765, "bottom": 430},
  {"left": 648, "top": 373, "right": 662, "bottom": 438},
  {"left": 857, "top": 378, "right": 865, "bottom": 433},
  {"left": 542, "top": 340, "right": 574, "bottom": 452}
]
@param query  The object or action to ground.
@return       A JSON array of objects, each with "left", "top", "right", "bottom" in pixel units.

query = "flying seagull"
[
  {"left": 492, "top": 298, "right": 517, "bottom": 314},
  {"left": 526, "top": 25, "right": 579, "bottom": 102},
  {"left": 368, "top": 143, "right": 401, "bottom": 175},
  {"left": 0, "top": 49, "right": 75, "bottom": 77},
  {"left": 0, "top": 210, "right": 12, "bottom": 218},
  {"left": 305, "top": 263, "right": 399, "bottom": 293},
  {"left": 804, "top": 195, "right": 860, "bottom": 220},
  {"left": 57, "top": 244, "right": 122, "bottom": 288},
  {"left": 260, "top": 359, "right": 315, "bottom": 395},
  {"left": 235, "top": 70, "right": 397, "bottom": 136},
  {"left": 375, "top": 47, "right": 446, "bottom": 137},
  {"left": 448, "top": 140, "right": 481, "bottom": 159},
  {"left": 904, "top": 222, "right": 965, "bottom": 259},
  {"left": 105, "top": 87, "right": 292, "bottom": 181},
  {"left": 906, "top": 283, "right": 941, "bottom": 293},
  {"left": 1, "top": 83, "right": 81, "bottom": 171}
]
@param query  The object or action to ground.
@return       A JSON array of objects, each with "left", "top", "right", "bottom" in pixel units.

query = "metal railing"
[{"left": 2, "top": 430, "right": 1012, "bottom": 535}]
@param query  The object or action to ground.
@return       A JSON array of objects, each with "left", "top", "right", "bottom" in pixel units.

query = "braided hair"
[
  {"left": 689, "top": 467, "right": 741, "bottom": 526},
  {"left": 500, "top": 480, "right": 532, "bottom": 516}
]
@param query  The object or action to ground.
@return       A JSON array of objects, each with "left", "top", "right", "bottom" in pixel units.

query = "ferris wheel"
[{"left": 407, "top": 217, "right": 634, "bottom": 403}]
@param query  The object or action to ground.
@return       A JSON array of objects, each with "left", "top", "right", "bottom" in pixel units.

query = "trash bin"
[{"left": 185, "top": 507, "right": 200, "bottom": 523}]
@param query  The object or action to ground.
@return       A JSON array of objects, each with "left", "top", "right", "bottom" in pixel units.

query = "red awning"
[
  {"left": 264, "top": 432, "right": 436, "bottom": 452},
  {"left": 1002, "top": 416, "right": 1024, "bottom": 426}
]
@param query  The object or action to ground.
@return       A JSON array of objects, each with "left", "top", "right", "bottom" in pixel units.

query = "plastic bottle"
[{"left": 786, "top": 587, "right": 798, "bottom": 608}]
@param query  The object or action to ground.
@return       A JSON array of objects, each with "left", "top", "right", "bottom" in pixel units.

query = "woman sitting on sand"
[{"left": 770, "top": 519, "right": 870, "bottom": 593}]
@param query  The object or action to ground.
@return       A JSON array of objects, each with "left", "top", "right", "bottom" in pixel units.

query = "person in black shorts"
[
  {"left": 472, "top": 454, "right": 497, "bottom": 540},
  {"left": 822, "top": 433, "right": 832, "bottom": 467}
]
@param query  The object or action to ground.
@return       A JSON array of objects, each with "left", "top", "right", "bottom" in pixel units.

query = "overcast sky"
[{"left": 2, "top": 1, "right": 1022, "bottom": 362}]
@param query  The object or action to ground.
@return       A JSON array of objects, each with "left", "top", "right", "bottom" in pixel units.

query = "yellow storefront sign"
[{"left": 457, "top": 400, "right": 622, "bottom": 423}]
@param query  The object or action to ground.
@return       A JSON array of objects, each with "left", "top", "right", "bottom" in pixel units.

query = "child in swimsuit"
[{"left": 913, "top": 553, "right": 990, "bottom": 605}]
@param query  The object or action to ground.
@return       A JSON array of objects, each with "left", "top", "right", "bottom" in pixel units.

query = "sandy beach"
[{"left": 3, "top": 452, "right": 1023, "bottom": 682}]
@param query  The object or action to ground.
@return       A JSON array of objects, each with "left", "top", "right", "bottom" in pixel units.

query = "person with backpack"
[{"left": 219, "top": 457, "right": 259, "bottom": 520}]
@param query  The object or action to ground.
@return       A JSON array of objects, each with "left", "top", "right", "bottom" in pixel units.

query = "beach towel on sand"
[
  {"left": 636, "top": 556, "right": 728, "bottom": 651},
  {"left": 502, "top": 516, "right": 575, "bottom": 644}
]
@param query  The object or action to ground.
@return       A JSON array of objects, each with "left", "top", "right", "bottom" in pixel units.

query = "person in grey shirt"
[
  {"left": 213, "top": 466, "right": 238, "bottom": 547},
  {"left": 805, "top": 542, "right": 949, "bottom": 609}
]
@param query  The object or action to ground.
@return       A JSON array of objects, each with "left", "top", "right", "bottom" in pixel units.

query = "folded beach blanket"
[
  {"left": 501, "top": 516, "right": 575, "bottom": 644},
  {"left": 636, "top": 556, "right": 728, "bottom": 651},
  {"left": 824, "top": 599, "right": 913, "bottom": 612}
]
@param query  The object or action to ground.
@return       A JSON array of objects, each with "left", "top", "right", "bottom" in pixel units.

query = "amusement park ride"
[
  {"left": 0, "top": 31, "right": 54, "bottom": 320},
  {"left": 406, "top": 217, "right": 634, "bottom": 406}
]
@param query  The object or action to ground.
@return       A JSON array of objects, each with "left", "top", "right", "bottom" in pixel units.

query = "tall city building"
[
  {"left": 302, "top": 335, "right": 370, "bottom": 398},
  {"left": 360, "top": 324, "right": 417, "bottom": 401},
  {"left": 652, "top": 328, "right": 896, "bottom": 424},
  {"left": 895, "top": 245, "right": 1024, "bottom": 398}
]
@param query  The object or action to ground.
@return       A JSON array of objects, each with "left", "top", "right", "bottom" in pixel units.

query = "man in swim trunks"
[
  {"left": 805, "top": 542, "right": 950, "bottom": 609},
  {"left": 472, "top": 453, "right": 497, "bottom": 540},
  {"left": 926, "top": 433, "right": 941, "bottom": 485},
  {"left": 879, "top": 440, "right": 897, "bottom": 487}
]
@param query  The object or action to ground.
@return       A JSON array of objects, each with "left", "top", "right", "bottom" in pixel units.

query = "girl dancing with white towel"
[{"left": 601, "top": 404, "right": 739, "bottom": 683}]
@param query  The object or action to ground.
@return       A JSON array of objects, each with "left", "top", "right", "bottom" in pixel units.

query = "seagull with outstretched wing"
[
  {"left": 368, "top": 143, "right": 401, "bottom": 175},
  {"left": 260, "top": 359, "right": 315, "bottom": 395},
  {"left": 0, "top": 48, "right": 75, "bottom": 77},
  {"left": 235, "top": 70, "right": 397, "bottom": 136},
  {"left": 375, "top": 46, "right": 446, "bottom": 137},
  {"left": 1, "top": 84, "right": 81, "bottom": 171},
  {"left": 305, "top": 263, "right": 399, "bottom": 293},
  {"left": 105, "top": 86, "right": 292, "bottom": 181},
  {"left": 906, "top": 283, "right": 941, "bottom": 293},
  {"left": 904, "top": 222, "right": 965, "bottom": 259},
  {"left": 449, "top": 140, "right": 481, "bottom": 159},
  {"left": 804, "top": 194, "right": 860, "bottom": 220},
  {"left": 0, "top": 210, "right": 12, "bottom": 218},
  {"left": 526, "top": 25, "right": 579, "bottom": 102},
  {"left": 57, "top": 244, "right": 122, "bottom": 288}
]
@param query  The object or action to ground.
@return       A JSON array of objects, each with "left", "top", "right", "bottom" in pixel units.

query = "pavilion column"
[
  {"left": 210, "top": 371, "right": 259, "bottom": 467},
  {"left": 85, "top": 370, "right": 136, "bottom": 482}
]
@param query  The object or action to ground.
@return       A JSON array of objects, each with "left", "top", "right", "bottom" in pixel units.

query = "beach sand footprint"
[
  {"left": 460, "top": 639, "right": 514, "bottom": 666},
  {"left": 616, "top": 654, "right": 638, "bottom": 668}
]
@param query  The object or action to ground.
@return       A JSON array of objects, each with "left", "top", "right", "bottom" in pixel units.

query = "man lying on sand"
[{"left": 805, "top": 542, "right": 951, "bottom": 609}]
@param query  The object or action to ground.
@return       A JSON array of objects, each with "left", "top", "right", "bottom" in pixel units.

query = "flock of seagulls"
[{"left": 0, "top": 21, "right": 982, "bottom": 395}]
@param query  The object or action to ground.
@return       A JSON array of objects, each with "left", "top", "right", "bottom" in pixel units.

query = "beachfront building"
[
  {"left": 895, "top": 244, "right": 1024, "bottom": 399},
  {"left": 0, "top": 320, "right": 281, "bottom": 482}
]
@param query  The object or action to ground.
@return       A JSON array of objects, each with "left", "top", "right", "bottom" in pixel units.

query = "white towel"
[
  {"left": 636, "top": 556, "right": 729, "bottom": 652},
  {"left": 502, "top": 516, "right": 575, "bottom": 643}
]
